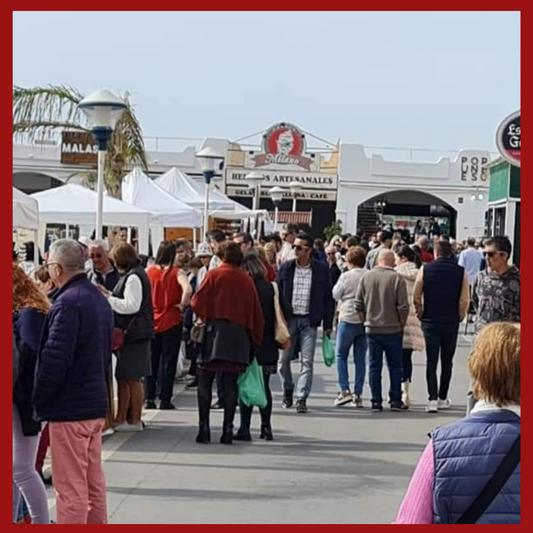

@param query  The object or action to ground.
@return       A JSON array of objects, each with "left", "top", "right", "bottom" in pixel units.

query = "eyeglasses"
[
  {"left": 327, "top": 252, "right": 336, "bottom": 256},
  {"left": 90, "top": 253, "right": 103, "bottom": 259},
  {"left": 45, "top": 262, "right": 60, "bottom": 270},
  {"left": 292, "top": 245, "right": 309, "bottom": 252}
]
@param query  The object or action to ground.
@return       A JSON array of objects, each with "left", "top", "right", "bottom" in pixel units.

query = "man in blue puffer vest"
[{"left": 33, "top": 239, "right": 113, "bottom": 524}]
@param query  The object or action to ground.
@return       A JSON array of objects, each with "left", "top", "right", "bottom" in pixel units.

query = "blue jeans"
[
  {"left": 336, "top": 322, "right": 367, "bottom": 395},
  {"left": 367, "top": 332, "right": 403, "bottom": 404},
  {"left": 280, "top": 316, "right": 318, "bottom": 400}
]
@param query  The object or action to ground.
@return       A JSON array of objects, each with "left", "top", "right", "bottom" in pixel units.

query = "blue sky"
[{"left": 13, "top": 11, "right": 520, "bottom": 153}]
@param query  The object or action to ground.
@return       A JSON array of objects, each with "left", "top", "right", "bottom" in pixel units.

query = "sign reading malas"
[
  {"left": 61, "top": 131, "right": 98, "bottom": 165},
  {"left": 253, "top": 122, "right": 313, "bottom": 170},
  {"left": 496, "top": 110, "right": 520, "bottom": 167}
]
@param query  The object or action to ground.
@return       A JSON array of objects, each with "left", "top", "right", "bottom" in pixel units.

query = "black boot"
[
  {"left": 220, "top": 425, "right": 233, "bottom": 445},
  {"left": 282, "top": 389, "right": 293, "bottom": 409},
  {"left": 260, "top": 423, "right": 274, "bottom": 441},
  {"left": 234, "top": 401, "right": 252, "bottom": 441},
  {"left": 196, "top": 423, "right": 211, "bottom": 444}
]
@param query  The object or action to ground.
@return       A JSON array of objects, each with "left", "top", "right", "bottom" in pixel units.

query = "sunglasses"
[
  {"left": 292, "top": 245, "right": 309, "bottom": 252},
  {"left": 483, "top": 251, "right": 501, "bottom": 258},
  {"left": 90, "top": 253, "right": 103, "bottom": 259}
]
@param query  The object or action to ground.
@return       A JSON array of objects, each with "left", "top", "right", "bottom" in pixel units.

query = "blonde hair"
[
  {"left": 468, "top": 322, "right": 520, "bottom": 407},
  {"left": 13, "top": 264, "right": 51, "bottom": 315}
]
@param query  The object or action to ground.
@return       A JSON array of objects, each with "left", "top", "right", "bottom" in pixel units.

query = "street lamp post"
[
  {"left": 78, "top": 90, "right": 127, "bottom": 240},
  {"left": 245, "top": 171, "right": 265, "bottom": 239},
  {"left": 289, "top": 181, "right": 302, "bottom": 212},
  {"left": 197, "top": 147, "right": 224, "bottom": 241},
  {"left": 268, "top": 186, "right": 284, "bottom": 230}
]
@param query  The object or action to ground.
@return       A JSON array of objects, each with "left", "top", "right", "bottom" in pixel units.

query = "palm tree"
[{"left": 13, "top": 85, "right": 148, "bottom": 198}]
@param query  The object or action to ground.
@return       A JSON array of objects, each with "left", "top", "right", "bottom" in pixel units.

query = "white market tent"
[
  {"left": 13, "top": 187, "right": 39, "bottom": 230},
  {"left": 31, "top": 184, "right": 153, "bottom": 254},
  {"left": 155, "top": 167, "right": 244, "bottom": 212},
  {"left": 122, "top": 167, "right": 203, "bottom": 228}
]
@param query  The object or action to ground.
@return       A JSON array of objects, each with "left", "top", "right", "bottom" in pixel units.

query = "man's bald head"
[{"left": 377, "top": 249, "right": 396, "bottom": 268}]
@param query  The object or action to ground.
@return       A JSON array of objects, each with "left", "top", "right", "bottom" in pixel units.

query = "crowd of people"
[{"left": 12, "top": 222, "right": 520, "bottom": 524}]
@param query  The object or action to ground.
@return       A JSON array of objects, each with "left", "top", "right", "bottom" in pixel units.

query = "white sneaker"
[
  {"left": 438, "top": 398, "right": 452, "bottom": 410},
  {"left": 334, "top": 391, "right": 352, "bottom": 407},
  {"left": 114, "top": 422, "right": 143, "bottom": 433},
  {"left": 426, "top": 400, "right": 438, "bottom": 413}
]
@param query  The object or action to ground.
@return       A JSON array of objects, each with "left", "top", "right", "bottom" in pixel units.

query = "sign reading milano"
[{"left": 61, "top": 131, "right": 98, "bottom": 165}]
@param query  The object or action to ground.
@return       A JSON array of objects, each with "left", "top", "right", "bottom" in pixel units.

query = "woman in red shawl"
[{"left": 191, "top": 241, "right": 264, "bottom": 445}]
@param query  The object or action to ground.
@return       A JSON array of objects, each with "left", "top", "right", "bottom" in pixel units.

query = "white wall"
[{"left": 337, "top": 144, "right": 492, "bottom": 240}]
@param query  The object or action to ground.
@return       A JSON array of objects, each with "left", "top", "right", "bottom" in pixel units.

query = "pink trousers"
[{"left": 49, "top": 419, "right": 107, "bottom": 524}]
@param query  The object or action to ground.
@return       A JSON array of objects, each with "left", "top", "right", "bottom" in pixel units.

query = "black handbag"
[{"left": 456, "top": 434, "right": 520, "bottom": 524}]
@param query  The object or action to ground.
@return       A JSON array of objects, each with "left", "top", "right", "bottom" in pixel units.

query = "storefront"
[
  {"left": 486, "top": 158, "right": 520, "bottom": 267},
  {"left": 223, "top": 122, "right": 339, "bottom": 236},
  {"left": 335, "top": 145, "right": 492, "bottom": 241}
]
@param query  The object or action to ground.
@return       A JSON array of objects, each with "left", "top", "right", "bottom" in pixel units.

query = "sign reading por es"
[
  {"left": 496, "top": 110, "right": 520, "bottom": 167},
  {"left": 61, "top": 131, "right": 98, "bottom": 166}
]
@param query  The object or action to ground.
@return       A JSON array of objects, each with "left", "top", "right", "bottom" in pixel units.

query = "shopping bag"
[
  {"left": 322, "top": 334, "right": 335, "bottom": 367},
  {"left": 238, "top": 359, "right": 267, "bottom": 408}
]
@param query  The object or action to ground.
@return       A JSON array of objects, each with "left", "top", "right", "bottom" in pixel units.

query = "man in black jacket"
[{"left": 276, "top": 233, "right": 335, "bottom": 413}]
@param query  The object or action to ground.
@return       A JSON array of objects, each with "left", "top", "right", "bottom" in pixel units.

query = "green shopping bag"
[
  {"left": 322, "top": 334, "right": 335, "bottom": 367},
  {"left": 238, "top": 359, "right": 267, "bottom": 408}
]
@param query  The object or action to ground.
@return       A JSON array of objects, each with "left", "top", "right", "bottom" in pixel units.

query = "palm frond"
[{"left": 13, "top": 85, "right": 85, "bottom": 142}]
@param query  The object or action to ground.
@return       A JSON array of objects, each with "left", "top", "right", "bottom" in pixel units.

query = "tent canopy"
[
  {"left": 155, "top": 167, "right": 245, "bottom": 212},
  {"left": 122, "top": 167, "right": 202, "bottom": 228},
  {"left": 31, "top": 184, "right": 153, "bottom": 254},
  {"left": 13, "top": 187, "right": 39, "bottom": 230}
]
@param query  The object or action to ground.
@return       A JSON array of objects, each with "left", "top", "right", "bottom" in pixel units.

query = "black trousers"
[
  {"left": 402, "top": 349, "right": 413, "bottom": 383},
  {"left": 146, "top": 324, "right": 183, "bottom": 402},
  {"left": 423, "top": 323, "right": 459, "bottom": 401},
  {"left": 238, "top": 371, "right": 273, "bottom": 430},
  {"left": 197, "top": 368, "right": 239, "bottom": 430}
]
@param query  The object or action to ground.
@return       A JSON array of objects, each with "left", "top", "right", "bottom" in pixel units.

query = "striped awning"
[{"left": 269, "top": 211, "right": 312, "bottom": 226}]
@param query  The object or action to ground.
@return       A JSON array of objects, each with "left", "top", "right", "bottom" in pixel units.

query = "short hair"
[
  {"left": 89, "top": 239, "right": 110, "bottom": 252},
  {"left": 313, "top": 238, "right": 325, "bottom": 250},
  {"left": 346, "top": 246, "right": 366, "bottom": 268},
  {"left": 111, "top": 243, "right": 141, "bottom": 272},
  {"left": 435, "top": 240, "right": 452, "bottom": 258},
  {"left": 377, "top": 249, "right": 396, "bottom": 265},
  {"left": 469, "top": 322, "right": 520, "bottom": 406},
  {"left": 439, "top": 234, "right": 451, "bottom": 242},
  {"left": 209, "top": 229, "right": 226, "bottom": 243},
  {"left": 341, "top": 234, "right": 351, "bottom": 242},
  {"left": 242, "top": 253, "right": 267, "bottom": 280},
  {"left": 284, "top": 223, "right": 299, "bottom": 234},
  {"left": 189, "top": 257, "right": 203, "bottom": 269},
  {"left": 154, "top": 241, "right": 177, "bottom": 267},
  {"left": 266, "top": 233, "right": 282, "bottom": 246},
  {"left": 295, "top": 232, "right": 313, "bottom": 249},
  {"left": 467, "top": 237, "right": 476, "bottom": 247},
  {"left": 484, "top": 236, "right": 512, "bottom": 258},
  {"left": 234, "top": 232, "right": 254, "bottom": 245},
  {"left": 49, "top": 239, "right": 86, "bottom": 272},
  {"left": 175, "top": 239, "right": 190, "bottom": 250},
  {"left": 346, "top": 236, "right": 360, "bottom": 248},
  {"left": 218, "top": 241, "right": 243, "bottom": 266},
  {"left": 380, "top": 231, "right": 393, "bottom": 243}
]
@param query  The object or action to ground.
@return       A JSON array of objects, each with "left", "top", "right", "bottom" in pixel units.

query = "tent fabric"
[
  {"left": 155, "top": 167, "right": 245, "bottom": 212},
  {"left": 13, "top": 187, "right": 39, "bottom": 230},
  {"left": 122, "top": 167, "right": 202, "bottom": 228},
  {"left": 31, "top": 184, "right": 153, "bottom": 254}
]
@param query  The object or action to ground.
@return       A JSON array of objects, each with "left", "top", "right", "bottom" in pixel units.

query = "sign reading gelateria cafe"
[{"left": 224, "top": 122, "right": 339, "bottom": 202}]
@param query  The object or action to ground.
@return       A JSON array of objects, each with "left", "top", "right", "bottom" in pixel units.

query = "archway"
[
  {"left": 357, "top": 190, "right": 457, "bottom": 240},
  {"left": 13, "top": 172, "right": 63, "bottom": 194}
]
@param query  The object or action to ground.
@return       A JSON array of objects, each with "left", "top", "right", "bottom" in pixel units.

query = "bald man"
[{"left": 355, "top": 249, "right": 410, "bottom": 412}]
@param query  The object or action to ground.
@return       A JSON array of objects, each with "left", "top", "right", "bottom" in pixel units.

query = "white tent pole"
[
  {"left": 193, "top": 228, "right": 198, "bottom": 249},
  {"left": 34, "top": 229, "right": 39, "bottom": 270},
  {"left": 66, "top": 223, "right": 70, "bottom": 239},
  {"left": 127, "top": 227, "right": 132, "bottom": 244}
]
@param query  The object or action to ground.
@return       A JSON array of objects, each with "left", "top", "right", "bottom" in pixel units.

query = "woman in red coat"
[{"left": 191, "top": 242, "right": 264, "bottom": 445}]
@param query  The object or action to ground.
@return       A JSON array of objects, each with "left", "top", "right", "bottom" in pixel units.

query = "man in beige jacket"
[{"left": 413, "top": 240, "right": 470, "bottom": 413}]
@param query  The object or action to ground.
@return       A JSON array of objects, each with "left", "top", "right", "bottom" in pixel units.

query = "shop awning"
[{"left": 269, "top": 211, "right": 312, "bottom": 226}]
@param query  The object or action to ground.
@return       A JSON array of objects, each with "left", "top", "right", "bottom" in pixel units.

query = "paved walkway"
[{"left": 46, "top": 334, "right": 474, "bottom": 524}]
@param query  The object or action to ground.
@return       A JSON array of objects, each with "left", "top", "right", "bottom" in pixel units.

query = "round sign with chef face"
[{"left": 496, "top": 110, "right": 520, "bottom": 167}]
